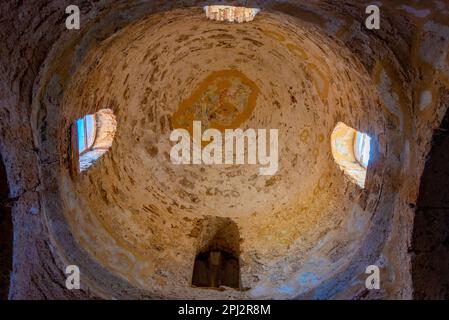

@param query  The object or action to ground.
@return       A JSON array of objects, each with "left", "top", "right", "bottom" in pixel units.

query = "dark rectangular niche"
[{"left": 191, "top": 217, "right": 241, "bottom": 290}]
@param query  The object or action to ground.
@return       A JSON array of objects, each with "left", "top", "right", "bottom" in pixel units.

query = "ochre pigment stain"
[
  {"left": 287, "top": 44, "right": 308, "bottom": 60},
  {"left": 300, "top": 128, "right": 310, "bottom": 143},
  {"left": 172, "top": 69, "right": 259, "bottom": 134},
  {"left": 262, "top": 28, "right": 330, "bottom": 103},
  {"left": 307, "top": 63, "right": 329, "bottom": 101},
  {"left": 262, "top": 29, "right": 286, "bottom": 42}
]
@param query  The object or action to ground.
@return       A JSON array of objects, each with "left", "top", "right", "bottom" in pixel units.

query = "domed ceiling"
[{"left": 0, "top": 0, "right": 449, "bottom": 300}]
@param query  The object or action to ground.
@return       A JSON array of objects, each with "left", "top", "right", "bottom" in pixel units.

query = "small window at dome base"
[
  {"left": 71, "top": 109, "right": 116, "bottom": 174},
  {"left": 331, "top": 122, "right": 372, "bottom": 188}
]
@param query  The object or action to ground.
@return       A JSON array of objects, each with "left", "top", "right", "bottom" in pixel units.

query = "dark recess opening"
[
  {"left": 191, "top": 217, "right": 240, "bottom": 290},
  {"left": 0, "top": 155, "right": 12, "bottom": 300},
  {"left": 412, "top": 102, "right": 449, "bottom": 299},
  {"left": 192, "top": 250, "right": 240, "bottom": 289}
]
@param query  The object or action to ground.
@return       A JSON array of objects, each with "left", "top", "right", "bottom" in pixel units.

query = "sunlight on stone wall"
[
  {"left": 331, "top": 122, "right": 368, "bottom": 188},
  {"left": 204, "top": 5, "right": 260, "bottom": 23}
]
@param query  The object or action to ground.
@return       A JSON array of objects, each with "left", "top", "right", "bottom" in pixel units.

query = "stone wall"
[{"left": 0, "top": 0, "right": 448, "bottom": 299}]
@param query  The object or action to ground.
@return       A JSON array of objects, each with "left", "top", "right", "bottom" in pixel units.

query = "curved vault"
[{"left": 0, "top": 0, "right": 449, "bottom": 300}]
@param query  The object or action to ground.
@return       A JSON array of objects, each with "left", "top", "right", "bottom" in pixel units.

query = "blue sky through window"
[
  {"left": 77, "top": 118, "right": 86, "bottom": 153},
  {"left": 77, "top": 115, "right": 96, "bottom": 154}
]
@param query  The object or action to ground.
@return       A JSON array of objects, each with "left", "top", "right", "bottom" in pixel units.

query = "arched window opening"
[
  {"left": 0, "top": 155, "right": 12, "bottom": 300},
  {"left": 71, "top": 109, "right": 116, "bottom": 173},
  {"left": 191, "top": 217, "right": 240, "bottom": 290},
  {"left": 203, "top": 5, "right": 260, "bottom": 23},
  {"left": 331, "top": 122, "right": 372, "bottom": 188}
]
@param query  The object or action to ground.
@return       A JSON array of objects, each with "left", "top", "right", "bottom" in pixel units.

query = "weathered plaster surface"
[{"left": 0, "top": 0, "right": 448, "bottom": 299}]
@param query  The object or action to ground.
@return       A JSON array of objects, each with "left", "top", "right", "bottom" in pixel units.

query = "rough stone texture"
[{"left": 0, "top": 0, "right": 448, "bottom": 299}]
